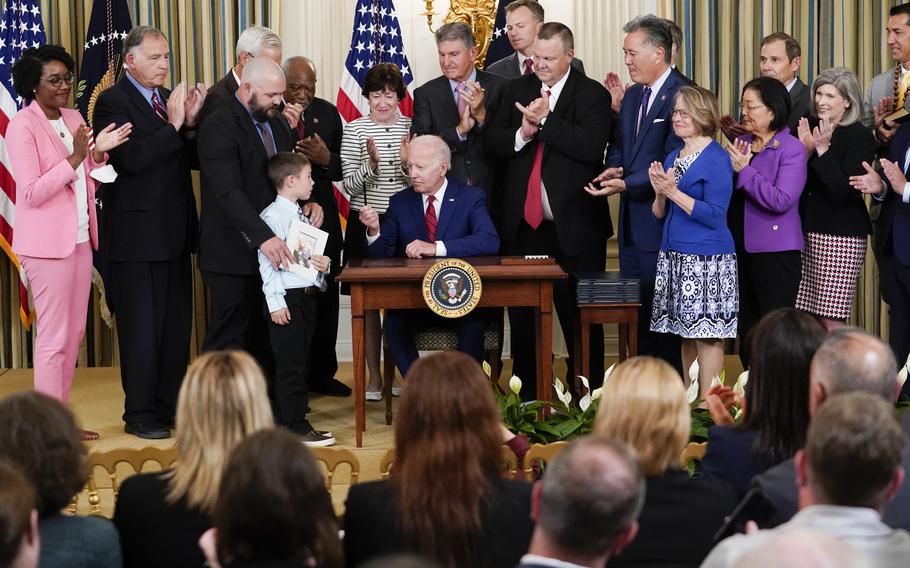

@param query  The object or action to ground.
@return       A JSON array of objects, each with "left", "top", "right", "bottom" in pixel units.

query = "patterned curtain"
[
  {"left": 658, "top": 0, "right": 896, "bottom": 337},
  {"left": 0, "top": 0, "right": 280, "bottom": 368}
]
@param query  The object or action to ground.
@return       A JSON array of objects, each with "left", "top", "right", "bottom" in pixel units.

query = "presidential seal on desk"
[{"left": 422, "top": 259, "right": 482, "bottom": 318}]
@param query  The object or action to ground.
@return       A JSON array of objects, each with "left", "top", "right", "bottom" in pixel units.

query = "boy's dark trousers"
[{"left": 266, "top": 287, "right": 320, "bottom": 434}]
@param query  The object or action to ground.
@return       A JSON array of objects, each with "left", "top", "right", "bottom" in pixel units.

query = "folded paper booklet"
[{"left": 285, "top": 219, "right": 328, "bottom": 279}]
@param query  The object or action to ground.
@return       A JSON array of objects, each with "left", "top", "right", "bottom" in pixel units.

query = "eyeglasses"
[
  {"left": 738, "top": 103, "right": 767, "bottom": 112},
  {"left": 42, "top": 73, "right": 75, "bottom": 88},
  {"left": 671, "top": 109, "right": 691, "bottom": 119}
]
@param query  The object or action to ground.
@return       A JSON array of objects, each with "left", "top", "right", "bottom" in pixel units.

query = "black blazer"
[
  {"left": 803, "top": 121, "right": 877, "bottom": 238},
  {"left": 874, "top": 121, "right": 910, "bottom": 264},
  {"left": 411, "top": 71, "right": 507, "bottom": 202},
  {"left": 112, "top": 471, "right": 210, "bottom": 568},
  {"left": 787, "top": 78, "right": 812, "bottom": 135},
  {"left": 486, "top": 51, "right": 585, "bottom": 79},
  {"left": 485, "top": 67, "right": 613, "bottom": 255},
  {"left": 610, "top": 469, "right": 737, "bottom": 568},
  {"left": 198, "top": 70, "right": 239, "bottom": 126},
  {"left": 197, "top": 96, "right": 294, "bottom": 275},
  {"left": 343, "top": 477, "right": 534, "bottom": 568},
  {"left": 92, "top": 77, "right": 198, "bottom": 262},
  {"left": 700, "top": 426, "right": 782, "bottom": 499},
  {"left": 299, "top": 97, "right": 345, "bottom": 274}
]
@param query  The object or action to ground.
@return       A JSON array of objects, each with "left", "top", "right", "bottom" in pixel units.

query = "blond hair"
[
  {"left": 593, "top": 357, "right": 689, "bottom": 476},
  {"left": 166, "top": 351, "right": 274, "bottom": 514}
]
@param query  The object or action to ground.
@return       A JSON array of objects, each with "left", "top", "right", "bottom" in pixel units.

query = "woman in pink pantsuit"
[{"left": 7, "top": 45, "right": 131, "bottom": 439}]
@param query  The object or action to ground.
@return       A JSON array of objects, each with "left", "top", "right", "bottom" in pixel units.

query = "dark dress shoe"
[
  {"left": 310, "top": 377, "right": 352, "bottom": 397},
  {"left": 124, "top": 422, "right": 171, "bottom": 440}
]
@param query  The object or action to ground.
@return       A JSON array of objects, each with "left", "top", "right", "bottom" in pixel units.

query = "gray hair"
[
  {"left": 123, "top": 25, "right": 166, "bottom": 56},
  {"left": 812, "top": 66, "right": 864, "bottom": 126},
  {"left": 623, "top": 15, "right": 673, "bottom": 63},
  {"left": 240, "top": 57, "right": 285, "bottom": 86},
  {"left": 409, "top": 135, "right": 451, "bottom": 171},
  {"left": 235, "top": 26, "right": 282, "bottom": 59},
  {"left": 537, "top": 437, "right": 645, "bottom": 558},
  {"left": 434, "top": 22, "right": 476, "bottom": 49},
  {"left": 810, "top": 327, "right": 897, "bottom": 402},
  {"left": 282, "top": 55, "right": 316, "bottom": 76}
]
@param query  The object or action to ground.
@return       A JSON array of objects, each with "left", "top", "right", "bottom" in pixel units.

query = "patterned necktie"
[
  {"left": 523, "top": 58, "right": 534, "bottom": 76},
  {"left": 151, "top": 91, "right": 168, "bottom": 123},
  {"left": 524, "top": 89, "right": 550, "bottom": 229},
  {"left": 637, "top": 86, "right": 653, "bottom": 136},
  {"left": 257, "top": 122, "right": 277, "bottom": 157},
  {"left": 425, "top": 194, "right": 438, "bottom": 242},
  {"left": 456, "top": 82, "right": 468, "bottom": 117}
]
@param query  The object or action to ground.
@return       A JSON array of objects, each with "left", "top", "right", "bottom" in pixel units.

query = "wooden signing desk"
[{"left": 338, "top": 256, "right": 567, "bottom": 447}]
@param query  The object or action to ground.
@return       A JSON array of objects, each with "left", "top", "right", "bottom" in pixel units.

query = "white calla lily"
[
  {"left": 591, "top": 387, "right": 603, "bottom": 401},
  {"left": 579, "top": 393, "right": 592, "bottom": 412},
  {"left": 603, "top": 363, "right": 616, "bottom": 384},
  {"left": 509, "top": 375, "right": 522, "bottom": 395},
  {"left": 553, "top": 378, "right": 566, "bottom": 396},
  {"left": 710, "top": 375, "right": 723, "bottom": 388},
  {"left": 579, "top": 375, "right": 590, "bottom": 392},
  {"left": 686, "top": 376, "right": 700, "bottom": 405},
  {"left": 483, "top": 360, "right": 492, "bottom": 377},
  {"left": 688, "top": 359, "right": 700, "bottom": 383},
  {"left": 553, "top": 379, "right": 572, "bottom": 407},
  {"left": 733, "top": 370, "right": 749, "bottom": 395},
  {"left": 900, "top": 354, "right": 910, "bottom": 387}
]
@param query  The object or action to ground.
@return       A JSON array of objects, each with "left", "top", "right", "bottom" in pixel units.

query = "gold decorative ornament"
[
  {"left": 421, "top": 0, "right": 498, "bottom": 68},
  {"left": 422, "top": 258, "right": 482, "bottom": 318}
]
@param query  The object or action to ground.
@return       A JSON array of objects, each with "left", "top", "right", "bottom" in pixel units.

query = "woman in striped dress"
[{"left": 341, "top": 63, "right": 411, "bottom": 399}]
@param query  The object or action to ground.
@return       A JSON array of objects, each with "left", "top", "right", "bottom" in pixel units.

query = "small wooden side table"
[{"left": 575, "top": 302, "right": 641, "bottom": 381}]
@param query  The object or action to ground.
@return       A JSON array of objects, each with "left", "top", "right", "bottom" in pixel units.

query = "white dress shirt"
[{"left": 50, "top": 117, "right": 90, "bottom": 244}]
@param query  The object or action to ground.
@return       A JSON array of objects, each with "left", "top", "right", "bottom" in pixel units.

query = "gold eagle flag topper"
[{"left": 421, "top": 0, "right": 497, "bottom": 68}]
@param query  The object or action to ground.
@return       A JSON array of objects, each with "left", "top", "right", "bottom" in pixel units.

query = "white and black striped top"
[{"left": 340, "top": 114, "right": 412, "bottom": 213}]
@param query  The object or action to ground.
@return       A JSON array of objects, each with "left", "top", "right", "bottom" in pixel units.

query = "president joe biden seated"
[{"left": 359, "top": 135, "right": 499, "bottom": 377}]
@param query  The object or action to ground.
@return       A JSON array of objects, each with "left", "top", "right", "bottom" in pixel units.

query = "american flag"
[
  {"left": 335, "top": 0, "right": 414, "bottom": 222},
  {"left": 484, "top": 0, "right": 512, "bottom": 69},
  {"left": 0, "top": 0, "right": 46, "bottom": 329}
]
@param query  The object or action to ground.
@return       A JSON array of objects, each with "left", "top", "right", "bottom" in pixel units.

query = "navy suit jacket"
[
  {"left": 368, "top": 179, "right": 500, "bottom": 259},
  {"left": 875, "top": 122, "right": 910, "bottom": 265},
  {"left": 607, "top": 70, "right": 686, "bottom": 252}
]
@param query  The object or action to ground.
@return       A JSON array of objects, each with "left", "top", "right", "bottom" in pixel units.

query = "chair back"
[
  {"left": 523, "top": 441, "right": 569, "bottom": 481},
  {"left": 79, "top": 446, "right": 178, "bottom": 515},
  {"left": 678, "top": 441, "right": 708, "bottom": 468},
  {"left": 310, "top": 447, "right": 360, "bottom": 496}
]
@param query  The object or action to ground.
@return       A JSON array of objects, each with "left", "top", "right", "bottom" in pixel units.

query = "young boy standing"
[{"left": 259, "top": 152, "right": 335, "bottom": 446}]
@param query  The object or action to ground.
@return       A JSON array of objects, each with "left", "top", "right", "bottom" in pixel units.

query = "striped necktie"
[
  {"left": 425, "top": 194, "right": 438, "bottom": 242},
  {"left": 151, "top": 91, "right": 168, "bottom": 123}
]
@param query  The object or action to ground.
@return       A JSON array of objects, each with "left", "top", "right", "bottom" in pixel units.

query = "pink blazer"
[{"left": 8, "top": 100, "right": 108, "bottom": 258}]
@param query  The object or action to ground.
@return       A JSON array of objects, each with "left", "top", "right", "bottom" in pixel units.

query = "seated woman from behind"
[
  {"left": 593, "top": 356, "right": 737, "bottom": 568},
  {"left": 343, "top": 351, "right": 534, "bottom": 568},
  {"left": 113, "top": 351, "right": 273, "bottom": 568}
]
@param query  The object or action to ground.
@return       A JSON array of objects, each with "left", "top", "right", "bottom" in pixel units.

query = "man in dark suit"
[
  {"left": 93, "top": 25, "right": 207, "bottom": 439},
  {"left": 359, "top": 135, "right": 500, "bottom": 377},
  {"left": 519, "top": 437, "right": 642, "bottom": 568},
  {"left": 588, "top": 15, "right": 684, "bottom": 372},
  {"left": 411, "top": 22, "right": 507, "bottom": 216},
  {"left": 721, "top": 32, "right": 810, "bottom": 139},
  {"left": 282, "top": 55, "right": 350, "bottom": 397},
  {"left": 197, "top": 25, "right": 282, "bottom": 126},
  {"left": 197, "top": 58, "right": 319, "bottom": 374},
  {"left": 851, "top": 124, "right": 910, "bottom": 398},
  {"left": 486, "top": 0, "right": 585, "bottom": 79},
  {"left": 486, "top": 23, "right": 612, "bottom": 396}
]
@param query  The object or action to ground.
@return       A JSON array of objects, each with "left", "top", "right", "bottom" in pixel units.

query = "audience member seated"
[
  {"left": 701, "top": 309, "right": 826, "bottom": 497},
  {"left": 732, "top": 529, "right": 869, "bottom": 568},
  {"left": 197, "top": 428, "right": 342, "bottom": 568},
  {"left": 748, "top": 327, "right": 910, "bottom": 529},
  {"left": 702, "top": 392, "right": 910, "bottom": 567},
  {"left": 0, "top": 392, "right": 121, "bottom": 568},
  {"left": 518, "top": 437, "right": 643, "bottom": 568},
  {"left": 592, "top": 357, "right": 737, "bottom": 568},
  {"left": 343, "top": 351, "right": 534, "bottom": 567},
  {"left": 113, "top": 351, "right": 273, "bottom": 568},
  {"left": 0, "top": 461, "right": 40, "bottom": 568}
]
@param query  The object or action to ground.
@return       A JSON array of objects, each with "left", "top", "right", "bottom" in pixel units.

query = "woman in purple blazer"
[
  {"left": 727, "top": 77, "right": 807, "bottom": 368},
  {"left": 8, "top": 46, "right": 130, "bottom": 438}
]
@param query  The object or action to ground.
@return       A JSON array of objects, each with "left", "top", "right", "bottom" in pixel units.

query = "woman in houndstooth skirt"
[{"left": 794, "top": 67, "right": 876, "bottom": 329}]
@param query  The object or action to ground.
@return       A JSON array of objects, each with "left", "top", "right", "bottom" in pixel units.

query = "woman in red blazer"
[{"left": 8, "top": 46, "right": 130, "bottom": 438}]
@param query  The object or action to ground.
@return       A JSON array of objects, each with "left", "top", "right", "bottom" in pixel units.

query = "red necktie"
[
  {"left": 296, "top": 119, "right": 306, "bottom": 139},
  {"left": 523, "top": 58, "right": 534, "bottom": 76},
  {"left": 524, "top": 89, "right": 550, "bottom": 229},
  {"left": 425, "top": 194, "right": 438, "bottom": 242},
  {"left": 151, "top": 91, "right": 168, "bottom": 123}
]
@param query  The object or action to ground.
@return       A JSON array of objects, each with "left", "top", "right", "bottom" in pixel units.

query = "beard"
[{"left": 249, "top": 93, "right": 279, "bottom": 122}]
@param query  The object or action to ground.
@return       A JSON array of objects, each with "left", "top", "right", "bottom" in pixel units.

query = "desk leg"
[
  {"left": 628, "top": 312, "right": 639, "bottom": 357},
  {"left": 351, "top": 286, "right": 366, "bottom": 447},
  {"left": 618, "top": 323, "right": 629, "bottom": 362},
  {"left": 537, "top": 283, "right": 554, "bottom": 404},
  {"left": 581, "top": 316, "right": 591, "bottom": 382}
]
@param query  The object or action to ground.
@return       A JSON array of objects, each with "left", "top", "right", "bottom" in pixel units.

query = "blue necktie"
[{"left": 637, "top": 86, "right": 652, "bottom": 137}]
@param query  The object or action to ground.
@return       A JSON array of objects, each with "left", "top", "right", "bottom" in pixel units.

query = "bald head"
[
  {"left": 238, "top": 57, "right": 286, "bottom": 122},
  {"left": 283, "top": 56, "right": 317, "bottom": 110},
  {"left": 809, "top": 328, "right": 898, "bottom": 415}
]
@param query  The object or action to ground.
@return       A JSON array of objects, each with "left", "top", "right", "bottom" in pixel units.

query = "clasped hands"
[
  {"left": 516, "top": 87, "right": 551, "bottom": 140},
  {"left": 584, "top": 167, "right": 626, "bottom": 197},
  {"left": 849, "top": 159, "right": 905, "bottom": 197},
  {"left": 358, "top": 206, "right": 435, "bottom": 258},
  {"left": 165, "top": 81, "right": 207, "bottom": 131},
  {"left": 456, "top": 80, "right": 487, "bottom": 136}
]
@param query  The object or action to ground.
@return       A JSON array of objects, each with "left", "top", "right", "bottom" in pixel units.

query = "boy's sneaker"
[{"left": 301, "top": 429, "right": 336, "bottom": 447}]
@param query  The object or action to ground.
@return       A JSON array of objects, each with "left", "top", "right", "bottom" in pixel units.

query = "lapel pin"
[
  {"left": 660, "top": 94, "right": 666, "bottom": 101},
  {"left": 313, "top": 117, "right": 319, "bottom": 124}
]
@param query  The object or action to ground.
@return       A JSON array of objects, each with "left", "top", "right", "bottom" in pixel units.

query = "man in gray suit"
[
  {"left": 867, "top": 3, "right": 910, "bottom": 143},
  {"left": 486, "top": 0, "right": 585, "bottom": 79},
  {"left": 411, "top": 22, "right": 507, "bottom": 217}
]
